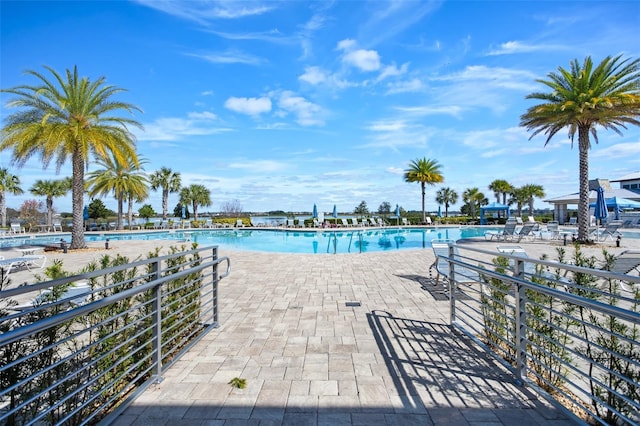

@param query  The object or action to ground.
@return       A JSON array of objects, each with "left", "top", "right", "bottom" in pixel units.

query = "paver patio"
[{"left": 110, "top": 248, "right": 575, "bottom": 425}]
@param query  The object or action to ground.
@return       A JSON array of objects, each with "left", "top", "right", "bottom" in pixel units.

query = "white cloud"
[
  {"left": 385, "top": 78, "right": 425, "bottom": 94},
  {"left": 277, "top": 91, "right": 324, "bottom": 126},
  {"left": 487, "top": 40, "right": 566, "bottom": 56},
  {"left": 592, "top": 142, "right": 640, "bottom": 159},
  {"left": 394, "top": 105, "right": 462, "bottom": 118},
  {"left": 224, "top": 96, "right": 272, "bottom": 116},
  {"left": 227, "top": 159, "right": 289, "bottom": 172},
  {"left": 343, "top": 49, "right": 381, "bottom": 72},
  {"left": 136, "top": 111, "right": 230, "bottom": 141},
  {"left": 367, "top": 120, "right": 407, "bottom": 132},
  {"left": 376, "top": 62, "right": 409, "bottom": 81},
  {"left": 299, "top": 66, "right": 327, "bottom": 85},
  {"left": 187, "top": 49, "right": 263, "bottom": 65},
  {"left": 337, "top": 38, "right": 381, "bottom": 72},
  {"left": 133, "top": 1, "right": 273, "bottom": 24}
]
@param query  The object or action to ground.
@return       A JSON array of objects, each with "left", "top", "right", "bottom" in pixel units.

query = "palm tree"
[
  {"left": 150, "top": 167, "right": 181, "bottom": 220},
  {"left": 520, "top": 55, "right": 640, "bottom": 242},
  {"left": 403, "top": 158, "right": 444, "bottom": 224},
  {"left": 179, "top": 184, "right": 211, "bottom": 221},
  {"left": 462, "top": 187, "right": 486, "bottom": 219},
  {"left": 509, "top": 187, "right": 530, "bottom": 218},
  {"left": 29, "top": 178, "right": 71, "bottom": 227},
  {"left": 86, "top": 155, "right": 148, "bottom": 230},
  {"left": 488, "top": 179, "right": 513, "bottom": 212},
  {"left": 1, "top": 66, "right": 141, "bottom": 248},
  {"left": 0, "top": 168, "right": 24, "bottom": 227},
  {"left": 435, "top": 187, "right": 458, "bottom": 217},
  {"left": 520, "top": 184, "right": 545, "bottom": 218}
]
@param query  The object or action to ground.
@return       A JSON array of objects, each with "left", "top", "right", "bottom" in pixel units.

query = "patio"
[{"left": 111, "top": 249, "right": 573, "bottom": 425}]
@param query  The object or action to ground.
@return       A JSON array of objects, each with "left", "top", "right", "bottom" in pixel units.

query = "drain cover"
[{"left": 345, "top": 301, "right": 361, "bottom": 307}]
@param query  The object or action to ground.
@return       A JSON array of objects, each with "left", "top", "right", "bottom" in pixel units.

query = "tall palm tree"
[
  {"left": 29, "top": 178, "right": 71, "bottom": 226},
  {"left": 86, "top": 155, "right": 148, "bottom": 230},
  {"left": 403, "top": 158, "right": 444, "bottom": 224},
  {"left": 0, "top": 168, "right": 24, "bottom": 227},
  {"left": 435, "top": 187, "right": 458, "bottom": 217},
  {"left": 179, "top": 184, "right": 211, "bottom": 221},
  {"left": 1, "top": 65, "right": 141, "bottom": 248},
  {"left": 520, "top": 55, "right": 640, "bottom": 242},
  {"left": 520, "top": 184, "right": 545, "bottom": 217},
  {"left": 150, "top": 167, "right": 182, "bottom": 220},
  {"left": 509, "top": 187, "right": 530, "bottom": 218},
  {"left": 488, "top": 179, "right": 513, "bottom": 207},
  {"left": 462, "top": 187, "right": 485, "bottom": 219}
]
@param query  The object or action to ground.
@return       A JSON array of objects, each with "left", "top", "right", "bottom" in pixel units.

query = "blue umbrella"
[
  {"left": 83, "top": 206, "right": 89, "bottom": 220},
  {"left": 594, "top": 187, "right": 608, "bottom": 226},
  {"left": 437, "top": 205, "right": 442, "bottom": 217},
  {"left": 395, "top": 204, "right": 400, "bottom": 226},
  {"left": 312, "top": 204, "right": 318, "bottom": 219},
  {"left": 181, "top": 205, "right": 186, "bottom": 219},
  {"left": 332, "top": 204, "right": 338, "bottom": 218}
]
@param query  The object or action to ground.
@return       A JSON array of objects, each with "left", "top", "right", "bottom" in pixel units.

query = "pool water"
[
  {"left": 87, "top": 227, "right": 499, "bottom": 254},
  {"left": 6, "top": 227, "right": 638, "bottom": 254}
]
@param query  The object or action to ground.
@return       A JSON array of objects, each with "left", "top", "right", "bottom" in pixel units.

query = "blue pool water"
[
  {"left": 6, "top": 227, "right": 639, "bottom": 254},
  {"left": 84, "top": 227, "right": 498, "bottom": 254}
]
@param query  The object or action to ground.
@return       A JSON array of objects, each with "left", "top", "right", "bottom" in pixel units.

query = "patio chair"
[
  {"left": 401, "top": 217, "right": 409, "bottom": 226},
  {"left": 545, "top": 221, "right": 560, "bottom": 240},
  {"left": 350, "top": 218, "right": 360, "bottom": 227},
  {"left": 484, "top": 220, "right": 517, "bottom": 241},
  {"left": 602, "top": 250, "right": 640, "bottom": 293},
  {"left": 341, "top": 218, "right": 350, "bottom": 227},
  {"left": 12, "top": 281, "right": 92, "bottom": 311},
  {"left": 514, "top": 223, "right": 536, "bottom": 242},
  {"left": 594, "top": 220, "right": 623, "bottom": 241},
  {"left": 10, "top": 222, "right": 25, "bottom": 234},
  {"left": 52, "top": 220, "right": 63, "bottom": 232},
  {"left": 496, "top": 246, "right": 572, "bottom": 292},
  {"left": 569, "top": 217, "right": 577, "bottom": 226},
  {"left": 429, "top": 240, "right": 481, "bottom": 287}
]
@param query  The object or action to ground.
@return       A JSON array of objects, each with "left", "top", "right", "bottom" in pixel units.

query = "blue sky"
[{"left": 1, "top": 1, "right": 639, "bottom": 216}]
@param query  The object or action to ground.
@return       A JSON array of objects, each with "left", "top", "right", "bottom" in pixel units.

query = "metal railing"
[
  {"left": 0, "top": 245, "right": 230, "bottom": 425},
  {"left": 437, "top": 243, "right": 640, "bottom": 426}
]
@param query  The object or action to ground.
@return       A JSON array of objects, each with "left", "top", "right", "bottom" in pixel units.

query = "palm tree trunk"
[
  {"left": 47, "top": 197, "right": 53, "bottom": 226},
  {"left": 162, "top": 188, "right": 169, "bottom": 220},
  {"left": 421, "top": 182, "right": 426, "bottom": 223},
  {"left": 70, "top": 152, "right": 86, "bottom": 249},
  {"left": 578, "top": 127, "right": 590, "bottom": 242},
  {"left": 117, "top": 196, "right": 124, "bottom": 230},
  {"left": 127, "top": 195, "right": 134, "bottom": 229},
  {"left": 0, "top": 191, "right": 5, "bottom": 228}
]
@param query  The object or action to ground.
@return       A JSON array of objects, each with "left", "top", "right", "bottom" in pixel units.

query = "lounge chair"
[
  {"left": 569, "top": 217, "right": 577, "bottom": 226},
  {"left": 340, "top": 218, "right": 350, "bottom": 227},
  {"left": 0, "top": 254, "right": 46, "bottom": 274},
  {"left": 52, "top": 220, "right": 63, "bottom": 232},
  {"left": 593, "top": 220, "right": 623, "bottom": 241},
  {"left": 545, "top": 221, "right": 560, "bottom": 240},
  {"left": 350, "top": 218, "right": 359, "bottom": 227},
  {"left": 236, "top": 219, "right": 244, "bottom": 228},
  {"left": 12, "top": 281, "right": 91, "bottom": 311},
  {"left": 514, "top": 223, "right": 536, "bottom": 242},
  {"left": 484, "top": 220, "right": 517, "bottom": 241},
  {"left": 515, "top": 217, "right": 524, "bottom": 225},
  {"left": 429, "top": 240, "right": 481, "bottom": 287},
  {"left": 10, "top": 222, "right": 25, "bottom": 234},
  {"left": 425, "top": 217, "right": 433, "bottom": 225},
  {"left": 401, "top": 218, "right": 409, "bottom": 226},
  {"left": 496, "top": 246, "right": 571, "bottom": 290},
  {"left": 609, "top": 250, "right": 640, "bottom": 276}
]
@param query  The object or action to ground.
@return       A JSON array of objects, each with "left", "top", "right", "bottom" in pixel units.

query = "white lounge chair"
[
  {"left": 592, "top": 220, "right": 623, "bottom": 241},
  {"left": 350, "top": 218, "right": 360, "bottom": 227},
  {"left": 429, "top": 240, "right": 481, "bottom": 287},
  {"left": 484, "top": 220, "right": 517, "bottom": 241},
  {"left": 0, "top": 254, "right": 46, "bottom": 274},
  {"left": 12, "top": 281, "right": 91, "bottom": 311},
  {"left": 236, "top": 219, "right": 244, "bottom": 228},
  {"left": 52, "top": 220, "right": 63, "bottom": 232},
  {"left": 496, "top": 246, "right": 571, "bottom": 290},
  {"left": 10, "top": 222, "right": 25, "bottom": 234},
  {"left": 401, "top": 218, "right": 409, "bottom": 226},
  {"left": 341, "top": 218, "right": 350, "bottom": 227}
]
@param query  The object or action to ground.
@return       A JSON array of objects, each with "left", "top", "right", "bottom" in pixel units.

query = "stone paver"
[{"left": 101, "top": 240, "right": 590, "bottom": 425}]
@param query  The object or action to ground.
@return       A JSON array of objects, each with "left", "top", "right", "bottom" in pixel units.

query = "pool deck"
[{"left": 3, "top": 231, "right": 639, "bottom": 425}]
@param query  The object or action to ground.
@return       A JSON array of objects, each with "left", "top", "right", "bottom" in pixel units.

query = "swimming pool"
[
  {"left": 85, "top": 227, "right": 497, "bottom": 254},
  {"left": 5, "top": 227, "right": 639, "bottom": 254}
]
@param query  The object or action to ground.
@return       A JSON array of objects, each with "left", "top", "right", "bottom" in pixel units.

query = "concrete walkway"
[{"left": 109, "top": 246, "right": 577, "bottom": 425}]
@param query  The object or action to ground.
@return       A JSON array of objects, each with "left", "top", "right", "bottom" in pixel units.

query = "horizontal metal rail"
[
  {"left": 0, "top": 245, "right": 230, "bottom": 425},
  {"left": 436, "top": 243, "right": 640, "bottom": 426}
]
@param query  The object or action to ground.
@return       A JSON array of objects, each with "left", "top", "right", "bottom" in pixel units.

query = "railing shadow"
[{"left": 366, "top": 310, "right": 554, "bottom": 411}]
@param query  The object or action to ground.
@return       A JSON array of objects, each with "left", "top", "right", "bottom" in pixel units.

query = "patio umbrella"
[
  {"left": 437, "top": 205, "right": 442, "bottom": 217},
  {"left": 395, "top": 204, "right": 400, "bottom": 226},
  {"left": 312, "top": 204, "right": 317, "bottom": 219},
  {"left": 332, "top": 205, "right": 338, "bottom": 218},
  {"left": 594, "top": 187, "right": 608, "bottom": 240}
]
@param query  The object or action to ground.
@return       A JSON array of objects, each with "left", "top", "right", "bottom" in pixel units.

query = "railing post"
[
  {"left": 211, "top": 246, "right": 219, "bottom": 328},
  {"left": 515, "top": 280, "right": 527, "bottom": 385},
  {"left": 448, "top": 243, "right": 456, "bottom": 324},
  {"left": 151, "top": 258, "right": 164, "bottom": 383}
]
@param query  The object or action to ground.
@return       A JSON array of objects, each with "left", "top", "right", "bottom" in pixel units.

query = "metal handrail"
[
  {"left": 437, "top": 243, "right": 640, "bottom": 425},
  {"left": 0, "top": 245, "right": 230, "bottom": 425}
]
